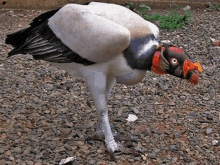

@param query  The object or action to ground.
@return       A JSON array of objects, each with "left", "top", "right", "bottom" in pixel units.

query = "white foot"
[{"left": 106, "top": 139, "right": 119, "bottom": 153}]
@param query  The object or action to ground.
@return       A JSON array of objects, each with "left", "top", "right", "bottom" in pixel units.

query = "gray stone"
[
  {"left": 149, "top": 152, "right": 157, "bottom": 159},
  {"left": 170, "top": 145, "right": 178, "bottom": 151},
  {"left": 205, "top": 127, "right": 212, "bottom": 135},
  {"left": 133, "top": 108, "right": 139, "bottom": 114},
  {"left": 206, "top": 114, "right": 213, "bottom": 120},
  {"left": 14, "top": 147, "right": 22, "bottom": 154},
  {"left": 180, "top": 96, "right": 186, "bottom": 100}
]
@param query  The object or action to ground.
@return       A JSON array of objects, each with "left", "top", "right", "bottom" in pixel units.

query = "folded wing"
[
  {"left": 7, "top": 3, "right": 159, "bottom": 64},
  {"left": 48, "top": 4, "right": 131, "bottom": 63},
  {"left": 87, "top": 2, "right": 158, "bottom": 39}
]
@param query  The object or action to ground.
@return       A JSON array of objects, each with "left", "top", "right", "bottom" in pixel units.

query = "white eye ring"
[{"left": 171, "top": 58, "right": 178, "bottom": 64}]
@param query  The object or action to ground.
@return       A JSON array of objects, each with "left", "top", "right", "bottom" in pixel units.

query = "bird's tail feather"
[
  {"left": 6, "top": 27, "right": 30, "bottom": 47},
  {"left": 6, "top": 27, "right": 34, "bottom": 56},
  {"left": 6, "top": 8, "right": 61, "bottom": 57}
]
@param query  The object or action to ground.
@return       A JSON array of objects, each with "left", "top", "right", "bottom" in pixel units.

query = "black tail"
[
  {"left": 5, "top": 8, "right": 60, "bottom": 57},
  {"left": 6, "top": 27, "right": 35, "bottom": 56},
  {"left": 6, "top": 27, "right": 37, "bottom": 56},
  {"left": 6, "top": 27, "right": 32, "bottom": 47}
]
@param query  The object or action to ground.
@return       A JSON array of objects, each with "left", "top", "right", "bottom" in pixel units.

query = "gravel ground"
[{"left": 0, "top": 7, "right": 220, "bottom": 165}]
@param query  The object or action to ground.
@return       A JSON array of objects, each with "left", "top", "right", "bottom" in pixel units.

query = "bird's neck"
[{"left": 123, "top": 34, "right": 159, "bottom": 70}]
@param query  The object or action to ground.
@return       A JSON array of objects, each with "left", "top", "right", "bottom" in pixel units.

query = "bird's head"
[{"left": 151, "top": 44, "right": 203, "bottom": 84}]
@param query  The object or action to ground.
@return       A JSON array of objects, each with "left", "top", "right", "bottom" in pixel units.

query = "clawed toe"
[
  {"left": 85, "top": 133, "right": 142, "bottom": 160},
  {"left": 114, "top": 134, "right": 138, "bottom": 142},
  {"left": 85, "top": 133, "right": 105, "bottom": 143},
  {"left": 107, "top": 143, "right": 143, "bottom": 160},
  {"left": 116, "top": 143, "right": 142, "bottom": 155},
  {"left": 85, "top": 132, "right": 137, "bottom": 143}
]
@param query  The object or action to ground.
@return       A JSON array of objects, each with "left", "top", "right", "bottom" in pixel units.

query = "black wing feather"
[
  {"left": 6, "top": 8, "right": 95, "bottom": 65},
  {"left": 30, "top": 8, "right": 61, "bottom": 27}
]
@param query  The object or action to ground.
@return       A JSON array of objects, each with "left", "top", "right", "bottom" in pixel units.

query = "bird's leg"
[
  {"left": 96, "top": 76, "right": 141, "bottom": 156},
  {"left": 85, "top": 72, "right": 118, "bottom": 153},
  {"left": 105, "top": 75, "right": 116, "bottom": 101},
  {"left": 96, "top": 75, "right": 116, "bottom": 136},
  {"left": 84, "top": 72, "right": 141, "bottom": 156},
  {"left": 98, "top": 75, "right": 137, "bottom": 143},
  {"left": 98, "top": 111, "right": 119, "bottom": 153}
]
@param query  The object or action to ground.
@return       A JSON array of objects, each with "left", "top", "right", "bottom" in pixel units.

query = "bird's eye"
[{"left": 171, "top": 58, "right": 178, "bottom": 65}]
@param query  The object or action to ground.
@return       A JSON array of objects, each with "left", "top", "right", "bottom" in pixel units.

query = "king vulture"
[{"left": 5, "top": 2, "right": 202, "bottom": 154}]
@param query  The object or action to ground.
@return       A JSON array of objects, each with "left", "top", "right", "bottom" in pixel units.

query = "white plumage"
[
  {"left": 52, "top": 3, "right": 157, "bottom": 153},
  {"left": 48, "top": 3, "right": 131, "bottom": 62},
  {"left": 5, "top": 2, "right": 160, "bottom": 154}
]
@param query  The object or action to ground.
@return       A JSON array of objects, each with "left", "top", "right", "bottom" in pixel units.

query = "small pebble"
[
  {"left": 14, "top": 147, "right": 22, "bottom": 153},
  {"left": 0, "top": 148, "right": 4, "bottom": 154},
  {"left": 133, "top": 107, "right": 139, "bottom": 114},
  {"left": 212, "top": 140, "right": 219, "bottom": 146},
  {"left": 88, "top": 160, "right": 96, "bottom": 164},
  {"left": 128, "top": 159, "right": 134, "bottom": 162},
  {"left": 180, "top": 96, "right": 186, "bottom": 100},
  {"left": 205, "top": 127, "right": 212, "bottom": 135},
  {"left": 206, "top": 114, "right": 213, "bottom": 120},
  {"left": 170, "top": 145, "right": 177, "bottom": 151},
  {"left": 169, "top": 102, "right": 175, "bottom": 106},
  {"left": 149, "top": 152, "right": 156, "bottom": 159},
  {"left": 172, "top": 157, "right": 178, "bottom": 163},
  {"left": 183, "top": 6, "right": 191, "bottom": 10},
  {"left": 34, "top": 162, "right": 42, "bottom": 165},
  {"left": 203, "top": 97, "right": 209, "bottom": 101},
  {"left": 141, "top": 154, "right": 147, "bottom": 160}
]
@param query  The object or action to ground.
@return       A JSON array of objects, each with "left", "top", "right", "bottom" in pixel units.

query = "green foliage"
[
  {"left": 136, "top": 3, "right": 150, "bottom": 12},
  {"left": 125, "top": 2, "right": 150, "bottom": 14},
  {"left": 208, "top": 4, "right": 220, "bottom": 10},
  {"left": 125, "top": 2, "right": 133, "bottom": 10},
  {"left": 143, "top": 10, "right": 191, "bottom": 29},
  {"left": 124, "top": 2, "right": 191, "bottom": 30}
]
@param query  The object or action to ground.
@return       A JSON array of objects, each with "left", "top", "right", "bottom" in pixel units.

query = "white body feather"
[{"left": 36, "top": 2, "right": 160, "bottom": 153}]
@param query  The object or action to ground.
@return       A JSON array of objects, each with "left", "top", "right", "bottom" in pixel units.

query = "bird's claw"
[
  {"left": 107, "top": 143, "right": 143, "bottom": 160},
  {"left": 85, "top": 133, "right": 142, "bottom": 160},
  {"left": 85, "top": 133, "right": 105, "bottom": 143},
  {"left": 106, "top": 140, "right": 120, "bottom": 153}
]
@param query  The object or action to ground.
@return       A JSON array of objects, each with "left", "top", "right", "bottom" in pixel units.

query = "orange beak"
[
  {"left": 183, "top": 60, "right": 203, "bottom": 78},
  {"left": 182, "top": 60, "right": 203, "bottom": 84}
]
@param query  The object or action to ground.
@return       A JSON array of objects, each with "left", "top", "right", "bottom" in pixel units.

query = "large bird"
[{"left": 5, "top": 2, "right": 202, "bottom": 154}]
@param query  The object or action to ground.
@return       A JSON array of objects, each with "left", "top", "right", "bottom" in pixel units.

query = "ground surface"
[{"left": 0, "top": 7, "right": 219, "bottom": 165}]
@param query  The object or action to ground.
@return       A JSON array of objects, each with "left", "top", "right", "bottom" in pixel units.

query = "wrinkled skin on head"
[{"left": 152, "top": 44, "right": 202, "bottom": 84}]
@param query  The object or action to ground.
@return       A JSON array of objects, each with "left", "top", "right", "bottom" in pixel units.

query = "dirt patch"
[{"left": 0, "top": 8, "right": 219, "bottom": 165}]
